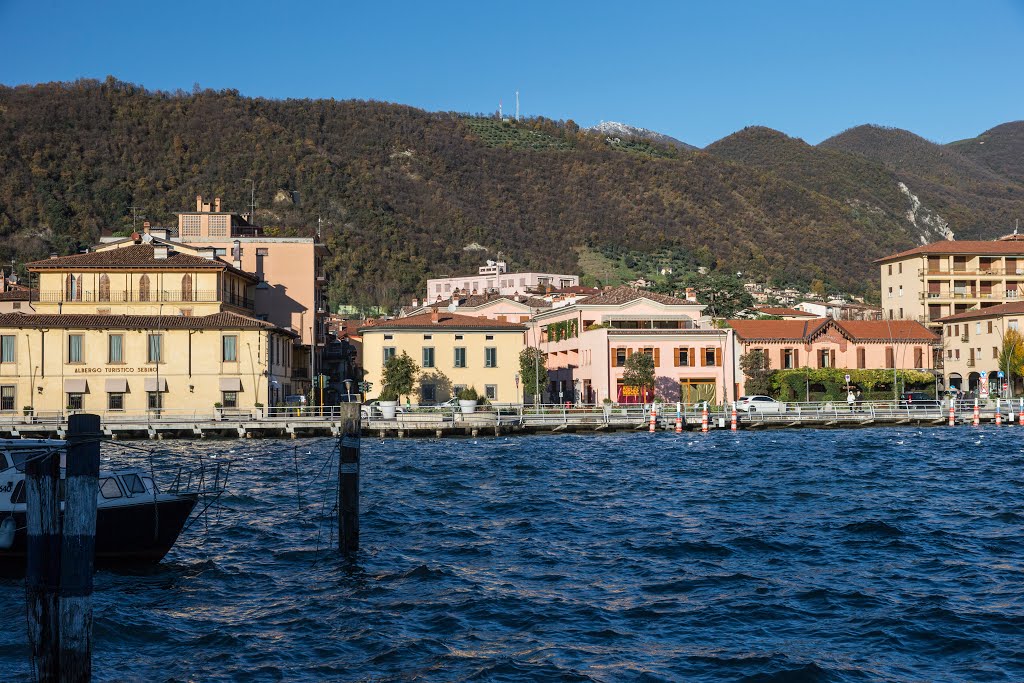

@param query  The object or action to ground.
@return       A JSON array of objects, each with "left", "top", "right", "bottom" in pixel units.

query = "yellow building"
[
  {"left": 0, "top": 311, "right": 295, "bottom": 415},
  {"left": 0, "top": 236, "right": 305, "bottom": 416},
  {"left": 360, "top": 311, "right": 526, "bottom": 403}
]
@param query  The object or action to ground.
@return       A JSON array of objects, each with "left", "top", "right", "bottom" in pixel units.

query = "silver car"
[{"left": 736, "top": 395, "right": 783, "bottom": 413}]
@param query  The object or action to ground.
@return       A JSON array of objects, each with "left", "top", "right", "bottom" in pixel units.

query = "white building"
[{"left": 426, "top": 261, "right": 579, "bottom": 299}]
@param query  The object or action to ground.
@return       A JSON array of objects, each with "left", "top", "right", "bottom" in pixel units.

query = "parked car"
[
  {"left": 736, "top": 396, "right": 783, "bottom": 413},
  {"left": 899, "top": 392, "right": 941, "bottom": 410}
]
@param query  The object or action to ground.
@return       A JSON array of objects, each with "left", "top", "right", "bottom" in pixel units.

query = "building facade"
[
  {"left": 877, "top": 234, "right": 1024, "bottom": 328},
  {"left": 426, "top": 261, "right": 578, "bottom": 300},
  {"left": 730, "top": 318, "right": 939, "bottom": 390},
  {"left": 530, "top": 286, "right": 737, "bottom": 404},
  {"left": 935, "top": 302, "right": 1024, "bottom": 396},
  {"left": 360, "top": 311, "right": 526, "bottom": 403}
]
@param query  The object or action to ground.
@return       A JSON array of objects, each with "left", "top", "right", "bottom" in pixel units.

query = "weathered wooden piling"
[
  {"left": 60, "top": 413, "right": 100, "bottom": 681},
  {"left": 338, "top": 404, "right": 360, "bottom": 554},
  {"left": 25, "top": 445, "right": 61, "bottom": 681}
]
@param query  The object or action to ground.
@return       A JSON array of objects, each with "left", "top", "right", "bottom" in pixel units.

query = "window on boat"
[
  {"left": 0, "top": 453, "right": 8, "bottom": 470},
  {"left": 11, "top": 480, "right": 24, "bottom": 504},
  {"left": 99, "top": 477, "right": 123, "bottom": 499},
  {"left": 142, "top": 477, "right": 157, "bottom": 494},
  {"left": 121, "top": 474, "right": 146, "bottom": 495}
]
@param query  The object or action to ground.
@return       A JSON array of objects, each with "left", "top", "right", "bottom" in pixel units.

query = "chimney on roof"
[
  {"left": 143, "top": 220, "right": 151, "bottom": 234},
  {"left": 153, "top": 245, "right": 169, "bottom": 260},
  {"left": 232, "top": 239, "right": 242, "bottom": 269},
  {"left": 411, "top": 297, "right": 419, "bottom": 307},
  {"left": 430, "top": 307, "right": 440, "bottom": 323},
  {"left": 685, "top": 287, "right": 697, "bottom": 302},
  {"left": 49, "top": 253, "right": 58, "bottom": 259},
  {"left": 214, "top": 197, "right": 222, "bottom": 212},
  {"left": 196, "top": 194, "right": 203, "bottom": 211},
  {"left": 946, "top": 232, "right": 955, "bottom": 241}
]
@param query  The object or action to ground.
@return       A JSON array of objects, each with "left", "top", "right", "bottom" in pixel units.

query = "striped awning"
[
  {"left": 143, "top": 377, "right": 168, "bottom": 392},
  {"left": 63, "top": 378, "right": 87, "bottom": 393},
  {"left": 218, "top": 377, "right": 243, "bottom": 391},
  {"left": 104, "top": 378, "right": 128, "bottom": 393}
]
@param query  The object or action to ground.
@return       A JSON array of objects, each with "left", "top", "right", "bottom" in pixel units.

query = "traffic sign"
[
  {"left": 998, "top": 371, "right": 1005, "bottom": 378},
  {"left": 844, "top": 374, "right": 851, "bottom": 383}
]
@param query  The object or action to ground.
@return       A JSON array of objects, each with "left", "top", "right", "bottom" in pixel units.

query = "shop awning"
[
  {"left": 105, "top": 378, "right": 129, "bottom": 393},
  {"left": 143, "top": 377, "right": 168, "bottom": 392},
  {"left": 219, "top": 377, "right": 243, "bottom": 391},
  {"left": 63, "top": 378, "right": 88, "bottom": 393}
]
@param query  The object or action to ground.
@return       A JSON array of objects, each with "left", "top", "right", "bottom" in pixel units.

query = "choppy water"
[{"left": 2, "top": 428, "right": 1024, "bottom": 681}]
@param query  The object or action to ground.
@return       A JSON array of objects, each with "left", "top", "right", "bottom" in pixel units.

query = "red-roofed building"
[
  {"left": 877, "top": 233, "right": 1024, "bottom": 328},
  {"left": 730, "top": 318, "right": 938, "bottom": 392}
]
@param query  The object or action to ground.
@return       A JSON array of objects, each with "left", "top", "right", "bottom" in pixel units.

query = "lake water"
[{"left": 1, "top": 427, "right": 1023, "bottom": 682}]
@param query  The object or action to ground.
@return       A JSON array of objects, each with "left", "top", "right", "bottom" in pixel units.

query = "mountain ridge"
[{"left": 2, "top": 79, "right": 1023, "bottom": 310}]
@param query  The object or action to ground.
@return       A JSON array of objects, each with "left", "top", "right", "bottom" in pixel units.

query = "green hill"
[{"left": 2, "top": 79, "right": 1023, "bottom": 310}]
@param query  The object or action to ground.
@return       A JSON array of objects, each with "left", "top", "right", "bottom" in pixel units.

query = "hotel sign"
[{"left": 73, "top": 367, "right": 153, "bottom": 374}]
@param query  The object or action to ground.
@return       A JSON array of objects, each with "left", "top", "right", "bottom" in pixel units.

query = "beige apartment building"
[
  {"left": 360, "top": 311, "right": 526, "bottom": 403},
  {"left": 877, "top": 234, "right": 1024, "bottom": 328},
  {"left": 936, "top": 301, "right": 1024, "bottom": 397},
  {"left": 0, "top": 238, "right": 302, "bottom": 415}
]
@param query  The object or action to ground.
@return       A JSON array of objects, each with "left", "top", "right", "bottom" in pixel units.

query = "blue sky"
[{"left": 1, "top": 0, "right": 1021, "bottom": 146}]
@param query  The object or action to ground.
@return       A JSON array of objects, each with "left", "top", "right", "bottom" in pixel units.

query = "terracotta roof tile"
[
  {"left": 754, "top": 306, "right": 820, "bottom": 317},
  {"left": 0, "top": 289, "right": 34, "bottom": 301},
  {"left": 833, "top": 320, "right": 939, "bottom": 342},
  {"left": 0, "top": 311, "right": 297, "bottom": 336},
  {"left": 729, "top": 318, "right": 937, "bottom": 342},
  {"left": 27, "top": 244, "right": 259, "bottom": 281},
  {"left": 578, "top": 286, "right": 696, "bottom": 307},
  {"left": 422, "top": 294, "right": 550, "bottom": 310},
  {"left": 935, "top": 301, "right": 1024, "bottom": 323},
  {"left": 875, "top": 240, "right": 1024, "bottom": 263},
  {"left": 360, "top": 311, "right": 526, "bottom": 332},
  {"left": 728, "top": 319, "right": 828, "bottom": 341}
]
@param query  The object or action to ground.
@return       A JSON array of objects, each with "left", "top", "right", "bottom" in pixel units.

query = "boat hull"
[{"left": 0, "top": 494, "right": 198, "bottom": 574}]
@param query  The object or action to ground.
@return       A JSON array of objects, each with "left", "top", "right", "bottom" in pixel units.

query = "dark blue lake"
[{"left": 2, "top": 428, "right": 1023, "bottom": 681}]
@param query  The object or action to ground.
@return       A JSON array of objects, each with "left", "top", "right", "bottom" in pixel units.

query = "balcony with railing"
[{"left": 37, "top": 289, "right": 254, "bottom": 310}]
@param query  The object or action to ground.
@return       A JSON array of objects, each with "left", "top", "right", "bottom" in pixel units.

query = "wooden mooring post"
[
  {"left": 338, "top": 404, "right": 360, "bottom": 554},
  {"left": 26, "top": 413, "right": 100, "bottom": 682}
]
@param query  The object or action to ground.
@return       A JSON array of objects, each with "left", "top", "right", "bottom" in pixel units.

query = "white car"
[{"left": 736, "top": 395, "right": 783, "bottom": 413}]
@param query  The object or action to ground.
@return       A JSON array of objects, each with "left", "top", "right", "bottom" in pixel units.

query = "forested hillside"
[{"left": 1, "top": 79, "right": 1022, "bottom": 310}]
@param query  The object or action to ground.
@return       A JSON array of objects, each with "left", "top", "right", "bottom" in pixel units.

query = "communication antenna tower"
[
  {"left": 515, "top": 90, "right": 520, "bottom": 121},
  {"left": 499, "top": 99, "right": 502, "bottom": 119},
  {"left": 128, "top": 205, "right": 145, "bottom": 232}
]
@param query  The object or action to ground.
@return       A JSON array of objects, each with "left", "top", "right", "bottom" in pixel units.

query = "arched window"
[
  {"left": 64, "top": 274, "right": 83, "bottom": 301},
  {"left": 181, "top": 273, "right": 193, "bottom": 302},
  {"left": 99, "top": 274, "right": 110, "bottom": 302},
  {"left": 139, "top": 274, "right": 151, "bottom": 302}
]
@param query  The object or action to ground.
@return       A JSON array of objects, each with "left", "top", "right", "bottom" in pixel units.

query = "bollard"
[
  {"left": 701, "top": 404, "right": 709, "bottom": 433},
  {"left": 675, "top": 402, "right": 682, "bottom": 433},
  {"left": 996, "top": 398, "right": 1002, "bottom": 426},
  {"left": 649, "top": 403, "right": 657, "bottom": 433},
  {"left": 731, "top": 402, "right": 738, "bottom": 432},
  {"left": 948, "top": 402, "right": 955, "bottom": 427},
  {"left": 61, "top": 413, "right": 100, "bottom": 681},
  {"left": 973, "top": 399, "right": 980, "bottom": 427},
  {"left": 338, "top": 404, "right": 360, "bottom": 554},
  {"left": 25, "top": 445, "right": 61, "bottom": 682}
]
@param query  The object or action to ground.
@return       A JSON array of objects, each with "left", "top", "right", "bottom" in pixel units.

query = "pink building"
[
  {"left": 403, "top": 293, "right": 551, "bottom": 322},
  {"left": 730, "top": 318, "right": 939, "bottom": 387},
  {"left": 531, "top": 287, "right": 738, "bottom": 404}
]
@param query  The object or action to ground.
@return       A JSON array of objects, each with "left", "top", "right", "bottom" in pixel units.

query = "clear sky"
[{"left": 1, "top": 0, "right": 1021, "bottom": 147}]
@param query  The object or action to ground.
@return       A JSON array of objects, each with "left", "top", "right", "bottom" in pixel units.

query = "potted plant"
[
  {"left": 458, "top": 386, "right": 479, "bottom": 414},
  {"left": 253, "top": 402, "right": 265, "bottom": 419},
  {"left": 378, "top": 386, "right": 400, "bottom": 419},
  {"left": 213, "top": 401, "right": 223, "bottom": 420}
]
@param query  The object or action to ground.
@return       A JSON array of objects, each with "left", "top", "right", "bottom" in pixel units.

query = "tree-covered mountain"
[{"left": 1, "top": 78, "right": 1022, "bottom": 311}]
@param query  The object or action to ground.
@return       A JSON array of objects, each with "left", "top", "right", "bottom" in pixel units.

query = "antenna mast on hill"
[
  {"left": 515, "top": 90, "right": 520, "bottom": 121},
  {"left": 128, "top": 205, "right": 145, "bottom": 232},
  {"left": 499, "top": 99, "right": 502, "bottom": 119}
]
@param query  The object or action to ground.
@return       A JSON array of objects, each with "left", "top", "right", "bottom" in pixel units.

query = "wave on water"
[{"left": 1, "top": 428, "right": 1023, "bottom": 682}]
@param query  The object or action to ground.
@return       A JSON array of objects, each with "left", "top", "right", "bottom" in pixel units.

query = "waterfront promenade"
[{"left": 0, "top": 400, "right": 1016, "bottom": 439}]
